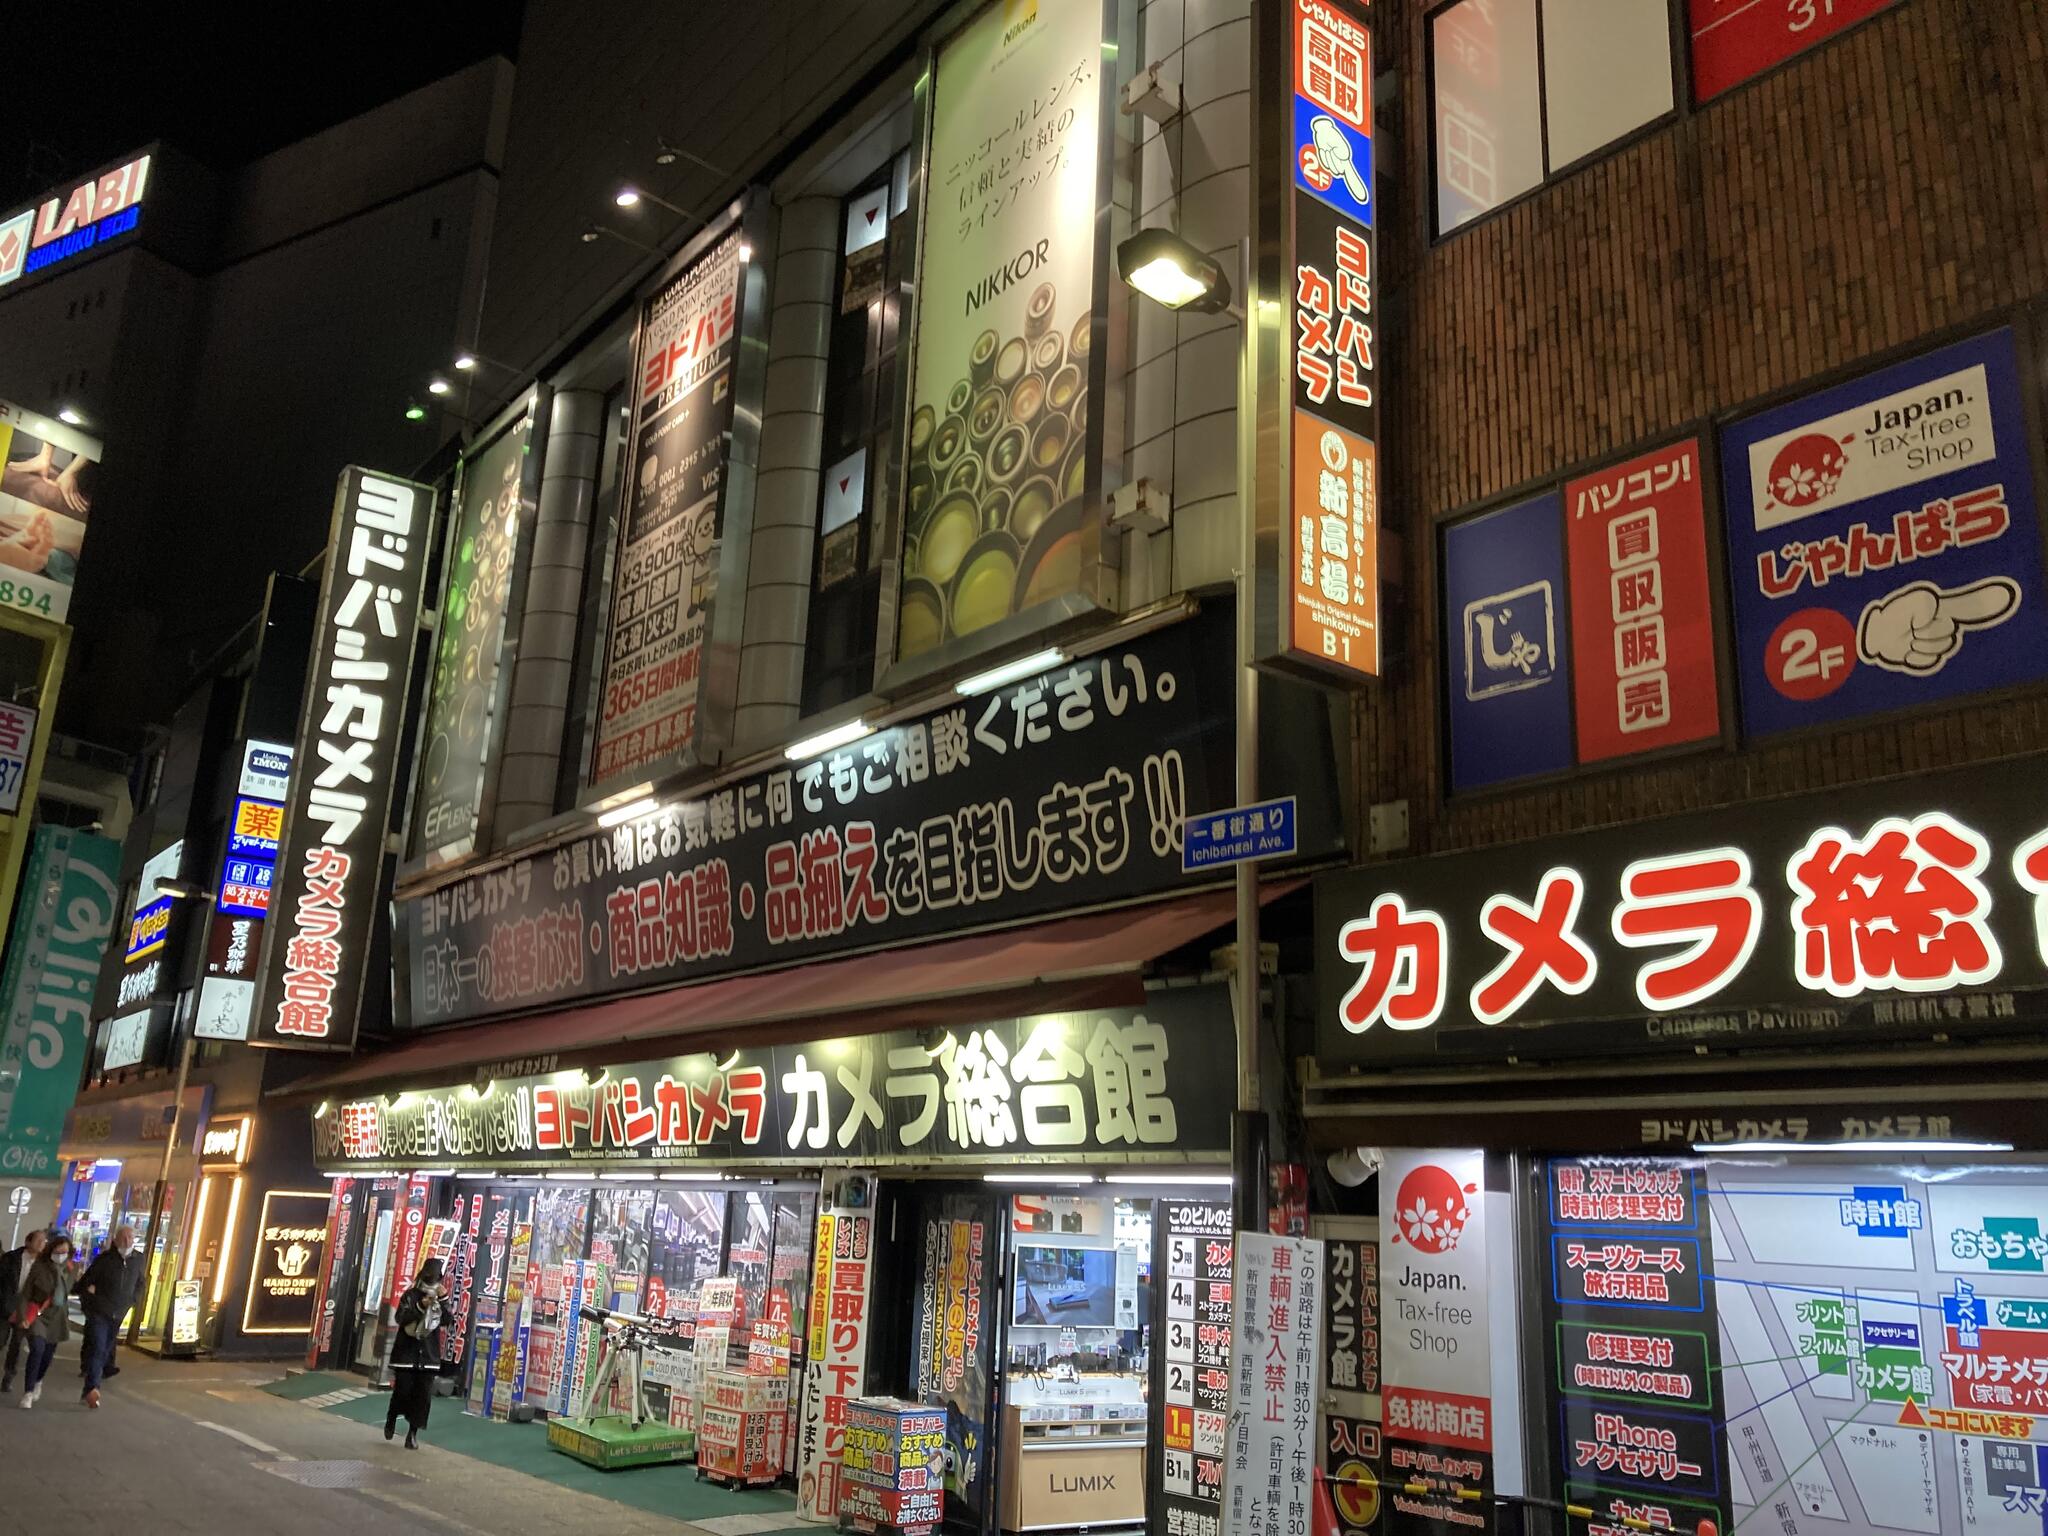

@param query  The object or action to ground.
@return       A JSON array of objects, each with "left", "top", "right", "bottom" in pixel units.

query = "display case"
[{"left": 997, "top": 1402, "right": 1147, "bottom": 1533}]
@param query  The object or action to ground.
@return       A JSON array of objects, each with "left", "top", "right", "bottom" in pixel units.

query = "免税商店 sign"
[
  {"left": 252, "top": 467, "right": 434, "bottom": 1051},
  {"left": 1315, "top": 754, "right": 2048, "bottom": 1067}
]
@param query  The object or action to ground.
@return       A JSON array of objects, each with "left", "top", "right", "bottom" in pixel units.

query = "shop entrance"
[{"left": 869, "top": 1176, "right": 1196, "bottom": 1536}]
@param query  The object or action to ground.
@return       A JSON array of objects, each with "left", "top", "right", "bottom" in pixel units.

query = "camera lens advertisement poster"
[
  {"left": 901, "top": 0, "right": 1107, "bottom": 660},
  {"left": 592, "top": 230, "right": 744, "bottom": 787}
]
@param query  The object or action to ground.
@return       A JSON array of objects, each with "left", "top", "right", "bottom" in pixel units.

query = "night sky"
[{"left": 0, "top": 4, "right": 525, "bottom": 205}]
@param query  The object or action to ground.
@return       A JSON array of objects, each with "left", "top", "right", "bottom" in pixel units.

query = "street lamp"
[
  {"left": 1115, "top": 227, "right": 1234, "bottom": 315},
  {"left": 614, "top": 184, "right": 701, "bottom": 221},
  {"left": 1115, "top": 227, "right": 1265, "bottom": 1230}
]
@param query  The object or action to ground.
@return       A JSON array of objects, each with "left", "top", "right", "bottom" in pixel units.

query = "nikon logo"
[{"left": 1002, "top": 0, "right": 1038, "bottom": 45}]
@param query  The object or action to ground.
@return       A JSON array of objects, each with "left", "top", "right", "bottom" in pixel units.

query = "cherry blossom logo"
[
  {"left": 1390, "top": 1163, "right": 1478, "bottom": 1254},
  {"left": 1766, "top": 434, "right": 1850, "bottom": 511}
]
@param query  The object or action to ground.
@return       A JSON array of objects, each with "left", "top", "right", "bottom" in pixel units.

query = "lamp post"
[{"left": 1115, "top": 228, "right": 1266, "bottom": 1232}]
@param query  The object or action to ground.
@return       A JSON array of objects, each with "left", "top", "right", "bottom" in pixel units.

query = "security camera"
[
  {"left": 1326, "top": 1146, "right": 1384, "bottom": 1189},
  {"left": 1122, "top": 63, "right": 1182, "bottom": 125}
]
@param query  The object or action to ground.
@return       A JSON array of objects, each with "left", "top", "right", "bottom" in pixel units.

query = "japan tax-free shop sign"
[
  {"left": 252, "top": 468, "right": 434, "bottom": 1050},
  {"left": 1724, "top": 328, "right": 2048, "bottom": 737},
  {"left": 1314, "top": 753, "right": 2048, "bottom": 1069}
]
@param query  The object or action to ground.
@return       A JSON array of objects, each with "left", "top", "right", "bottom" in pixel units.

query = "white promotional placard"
[
  {"left": 795, "top": 1178, "right": 876, "bottom": 1524},
  {"left": 1746, "top": 361, "right": 1996, "bottom": 532},
  {"left": 1222, "top": 1233, "right": 1324, "bottom": 1536},
  {"left": 193, "top": 975, "right": 254, "bottom": 1041},
  {"left": 1381, "top": 1149, "right": 1493, "bottom": 1452},
  {"left": 238, "top": 739, "right": 293, "bottom": 801}
]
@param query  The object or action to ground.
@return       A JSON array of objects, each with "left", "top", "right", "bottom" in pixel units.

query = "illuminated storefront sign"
[
  {"left": 238, "top": 740, "right": 293, "bottom": 801},
  {"left": 314, "top": 991, "right": 1234, "bottom": 1169},
  {"left": 199, "top": 1116, "right": 252, "bottom": 1164},
  {"left": 1315, "top": 754, "right": 2048, "bottom": 1066},
  {"left": 251, "top": 468, "right": 434, "bottom": 1050},
  {"left": 1280, "top": 0, "right": 1381, "bottom": 681},
  {"left": 243, "top": 1190, "right": 332, "bottom": 1335},
  {"left": 0, "top": 152, "right": 150, "bottom": 288}
]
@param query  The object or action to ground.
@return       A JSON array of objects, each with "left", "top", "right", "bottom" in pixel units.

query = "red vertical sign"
[
  {"left": 1566, "top": 439, "right": 1721, "bottom": 764},
  {"left": 389, "top": 1172, "right": 432, "bottom": 1310}
]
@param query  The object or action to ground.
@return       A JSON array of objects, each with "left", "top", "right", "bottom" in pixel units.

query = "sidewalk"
[{"left": 266, "top": 1370, "right": 810, "bottom": 1536}]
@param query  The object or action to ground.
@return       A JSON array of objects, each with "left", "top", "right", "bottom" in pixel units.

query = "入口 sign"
[{"left": 252, "top": 468, "right": 434, "bottom": 1051}]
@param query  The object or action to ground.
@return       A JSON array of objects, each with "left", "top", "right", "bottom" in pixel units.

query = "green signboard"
[{"left": 0, "top": 825, "right": 121, "bottom": 1179}]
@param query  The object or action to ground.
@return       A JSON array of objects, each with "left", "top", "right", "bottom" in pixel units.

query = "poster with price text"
[{"left": 592, "top": 231, "right": 743, "bottom": 788}]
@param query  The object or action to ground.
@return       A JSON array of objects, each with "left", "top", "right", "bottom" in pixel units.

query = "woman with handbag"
[
  {"left": 16, "top": 1232, "right": 75, "bottom": 1408},
  {"left": 384, "top": 1258, "right": 447, "bottom": 1448}
]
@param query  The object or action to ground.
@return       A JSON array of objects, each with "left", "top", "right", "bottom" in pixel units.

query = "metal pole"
[
  {"left": 1231, "top": 236, "right": 1267, "bottom": 1235},
  {"left": 130, "top": 1010, "right": 195, "bottom": 1344}
]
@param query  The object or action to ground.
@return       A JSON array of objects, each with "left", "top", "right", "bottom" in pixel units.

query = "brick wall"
[{"left": 1363, "top": 0, "right": 2048, "bottom": 854}]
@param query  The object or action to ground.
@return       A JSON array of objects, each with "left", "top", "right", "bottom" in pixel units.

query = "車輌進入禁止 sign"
[
  {"left": 1315, "top": 753, "right": 2048, "bottom": 1068},
  {"left": 313, "top": 988, "right": 1233, "bottom": 1169},
  {"left": 403, "top": 608, "right": 1303, "bottom": 1028},
  {"left": 1723, "top": 328, "right": 2048, "bottom": 737},
  {"left": 252, "top": 468, "right": 435, "bottom": 1051}
]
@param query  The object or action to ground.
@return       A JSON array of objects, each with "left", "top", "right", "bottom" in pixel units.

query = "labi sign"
[{"left": 1315, "top": 753, "right": 2048, "bottom": 1066}]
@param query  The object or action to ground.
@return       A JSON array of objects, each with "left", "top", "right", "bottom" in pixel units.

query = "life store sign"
[
  {"left": 1723, "top": 328, "right": 2048, "bottom": 737},
  {"left": 252, "top": 468, "right": 434, "bottom": 1051},
  {"left": 404, "top": 609, "right": 1257, "bottom": 1028},
  {"left": 1314, "top": 753, "right": 2048, "bottom": 1067},
  {"left": 312, "top": 990, "right": 1232, "bottom": 1169}
]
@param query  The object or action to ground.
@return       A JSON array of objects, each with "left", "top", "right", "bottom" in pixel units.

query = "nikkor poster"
[{"left": 901, "top": 0, "right": 1108, "bottom": 659}]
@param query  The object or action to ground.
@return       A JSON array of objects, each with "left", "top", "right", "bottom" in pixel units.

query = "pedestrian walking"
[
  {"left": 0, "top": 1228, "right": 45, "bottom": 1395},
  {"left": 384, "top": 1259, "right": 447, "bottom": 1449},
  {"left": 74, "top": 1223, "right": 144, "bottom": 1407},
  {"left": 16, "top": 1232, "right": 75, "bottom": 1408}
]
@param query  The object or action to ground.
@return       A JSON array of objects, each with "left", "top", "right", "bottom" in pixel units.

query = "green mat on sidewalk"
[
  {"left": 313, "top": 1387, "right": 807, "bottom": 1530},
  {"left": 260, "top": 1370, "right": 363, "bottom": 1401}
]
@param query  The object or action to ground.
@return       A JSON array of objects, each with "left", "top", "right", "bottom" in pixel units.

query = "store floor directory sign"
[
  {"left": 1540, "top": 1160, "right": 1730, "bottom": 1536},
  {"left": 1723, "top": 328, "right": 2048, "bottom": 737}
]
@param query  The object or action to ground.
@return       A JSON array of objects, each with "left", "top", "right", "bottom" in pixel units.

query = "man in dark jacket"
[
  {"left": 0, "top": 1228, "right": 45, "bottom": 1394},
  {"left": 76, "top": 1224, "right": 144, "bottom": 1406}
]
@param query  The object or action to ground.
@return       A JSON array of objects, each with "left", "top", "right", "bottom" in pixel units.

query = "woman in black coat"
[{"left": 384, "top": 1258, "right": 447, "bottom": 1449}]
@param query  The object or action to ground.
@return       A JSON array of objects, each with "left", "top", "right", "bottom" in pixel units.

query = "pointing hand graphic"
[{"left": 1857, "top": 577, "right": 2020, "bottom": 674}]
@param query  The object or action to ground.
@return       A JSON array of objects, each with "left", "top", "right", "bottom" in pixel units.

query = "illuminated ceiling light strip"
[
  {"left": 597, "top": 796, "right": 658, "bottom": 829},
  {"left": 212, "top": 1177, "right": 246, "bottom": 1304},
  {"left": 183, "top": 1177, "right": 215, "bottom": 1282},
  {"left": 1101, "top": 1173, "right": 1233, "bottom": 1186},
  {"left": 659, "top": 1172, "right": 726, "bottom": 1182},
  {"left": 983, "top": 1173, "right": 1096, "bottom": 1185},
  {"left": 955, "top": 648, "right": 1065, "bottom": 697},
  {"left": 784, "top": 719, "right": 872, "bottom": 762},
  {"left": 1693, "top": 1139, "right": 2014, "bottom": 1154}
]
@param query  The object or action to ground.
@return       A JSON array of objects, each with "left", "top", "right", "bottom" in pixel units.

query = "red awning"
[{"left": 279, "top": 885, "right": 1279, "bottom": 1099}]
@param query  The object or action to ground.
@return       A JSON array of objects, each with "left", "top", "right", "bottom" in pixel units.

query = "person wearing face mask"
[
  {"left": 0, "top": 1229, "right": 46, "bottom": 1395},
  {"left": 385, "top": 1259, "right": 447, "bottom": 1449},
  {"left": 16, "top": 1232, "right": 74, "bottom": 1408},
  {"left": 75, "top": 1223, "right": 144, "bottom": 1408}
]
